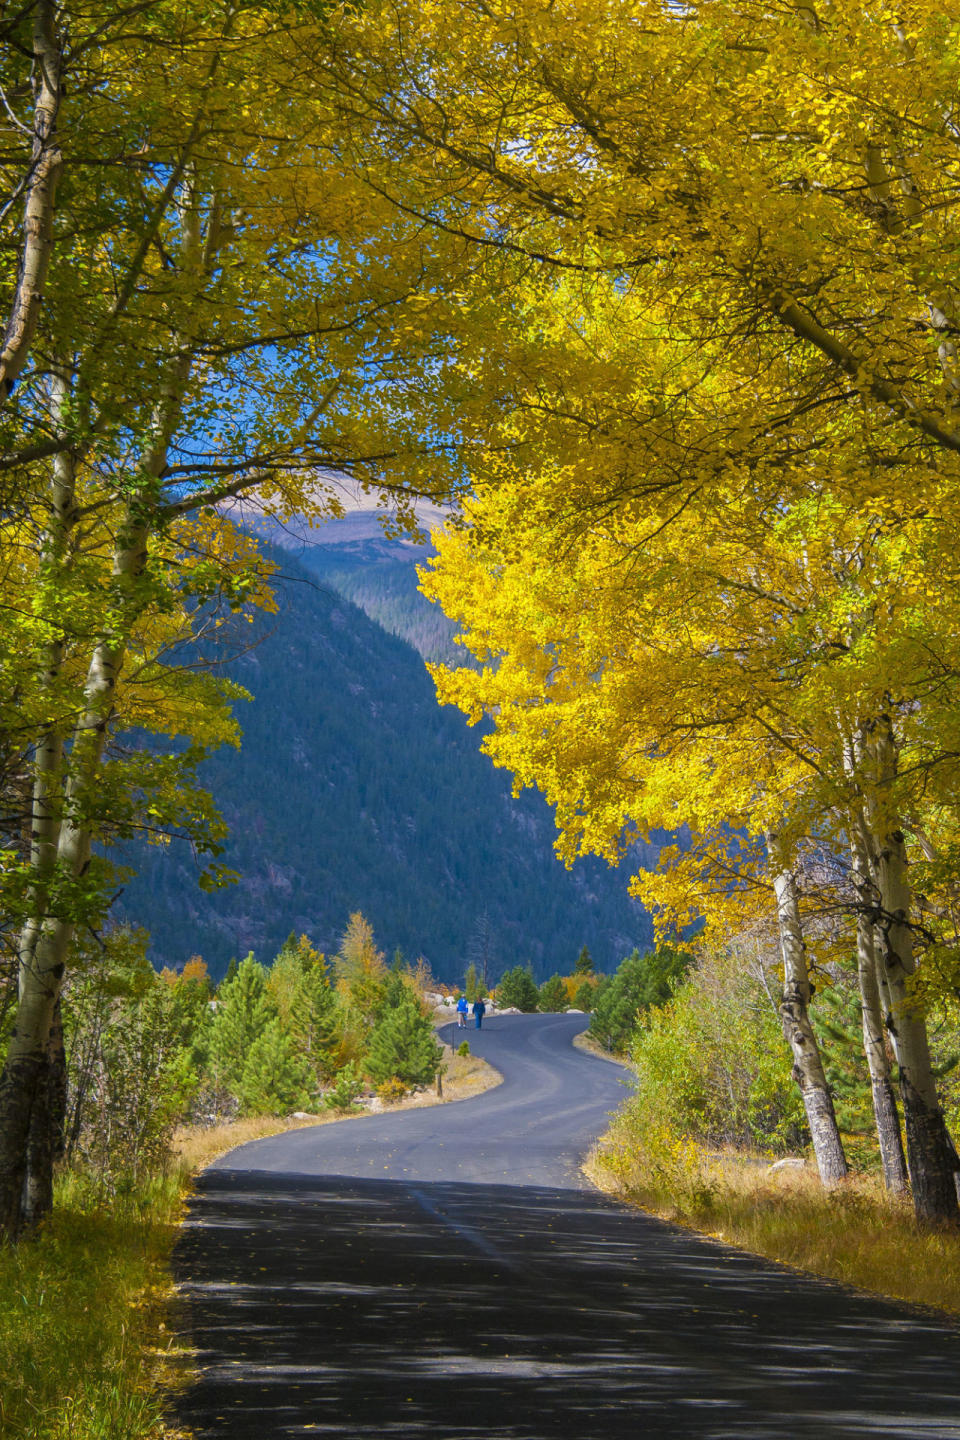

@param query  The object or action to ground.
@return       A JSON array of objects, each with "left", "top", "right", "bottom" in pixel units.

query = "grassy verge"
[
  {"left": 572, "top": 1028, "right": 635, "bottom": 1069},
  {"left": 586, "top": 1117, "right": 960, "bottom": 1316},
  {"left": 0, "top": 1168, "right": 184, "bottom": 1440},
  {"left": 425, "top": 1037, "right": 502, "bottom": 1104},
  {"left": 0, "top": 1044, "right": 501, "bottom": 1439}
]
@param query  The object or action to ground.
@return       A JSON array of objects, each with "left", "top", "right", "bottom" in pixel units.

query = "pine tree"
[
  {"left": 464, "top": 961, "right": 479, "bottom": 1003},
  {"left": 380, "top": 959, "right": 409, "bottom": 1014},
  {"left": 572, "top": 980, "right": 596, "bottom": 1013},
  {"left": 335, "top": 912, "right": 387, "bottom": 1030},
  {"left": 167, "top": 959, "right": 214, "bottom": 1074},
  {"left": 365, "top": 995, "right": 442, "bottom": 1090},
  {"left": 209, "top": 954, "right": 273, "bottom": 1094},
  {"left": 266, "top": 934, "right": 338, "bottom": 1078},
  {"left": 538, "top": 974, "right": 567, "bottom": 1012},
  {"left": 323, "top": 1061, "right": 364, "bottom": 1112},
  {"left": 496, "top": 966, "right": 539, "bottom": 1012},
  {"left": 238, "top": 1019, "right": 315, "bottom": 1116},
  {"left": 588, "top": 949, "right": 689, "bottom": 1054},
  {"left": 575, "top": 946, "right": 594, "bottom": 978},
  {"left": 467, "top": 911, "right": 495, "bottom": 992}
]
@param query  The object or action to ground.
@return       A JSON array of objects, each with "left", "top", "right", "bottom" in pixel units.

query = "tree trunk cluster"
[{"left": 769, "top": 722, "right": 959, "bottom": 1226}]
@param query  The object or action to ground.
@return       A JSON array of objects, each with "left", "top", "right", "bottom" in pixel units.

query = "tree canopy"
[{"left": 5, "top": 0, "right": 960, "bottom": 1237}]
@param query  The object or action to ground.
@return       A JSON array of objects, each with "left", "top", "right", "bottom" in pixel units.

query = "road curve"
[{"left": 173, "top": 1013, "right": 960, "bottom": 1439}]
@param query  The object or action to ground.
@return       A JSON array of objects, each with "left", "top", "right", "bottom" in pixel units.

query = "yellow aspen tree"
[
  {"left": 330, "top": 0, "right": 960, "bottom": 474},
  {"left": 0, "top": 0, "right": 498, "bottom": 1238},
  {"left": 421, "top": 419, "right": 960, "bottom": 1220}
]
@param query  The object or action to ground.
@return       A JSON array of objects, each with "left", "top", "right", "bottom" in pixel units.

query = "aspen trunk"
[
  {"left": 846, "top": 722, "right": 957, "bottom": 1223},
  {"left": 857, "top": 912, "right": 908, "bottom": 1195},
  {"left": 0, "top": 0, "right": 62, "bottom": 397},
  {"left": 0, "top": 508, "right": 148, "bottom": 1238},
  {"left": 868, "top": 819, "right": 958, "bottom": 1224},
  {"left": 0, "top": 376, "right": 80, "bottom": 1237},
  {"left": 19, "top": 375, "right": 77, "bottom": 983},
  {"left": 22, "top": 998, "right": 66, "bottom": 1230},
  {"left": 770, "top": 856, "right": 848, "bottom": 1185},
  {"left": 0, "top": 1055, "right": 44, "bottom": 1240},
  {"left": 1, "top": 914, "right": 80, "bottom": 1238},
  {"left": 850, "top": 835, "right": 908, "bottom": 1195}
]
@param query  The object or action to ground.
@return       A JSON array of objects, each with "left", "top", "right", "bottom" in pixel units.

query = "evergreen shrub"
[
  {"left": 496, "top": 965, "right": 539, "bottom": 1012},
  {"left": 366, "top": 995, "right": 442, "bottom": 1088},
  {"left": 588, "top": 944, "right": 691, "bottom": 1053},
  {"left": 237, "top": 1019, "right": 315, "bottom": 1115},
  {"left": 572, "top": 980, "right": 597, "bottom": 1012},
  {"left": 323, "top": 1060, "right": 364, "bottom": 1111},
  {"left": 574, "top": 945, "right": 594, "bottom": 977},
  {"left": 538, "top": 974, "right": 567, "bottom": 1011}
]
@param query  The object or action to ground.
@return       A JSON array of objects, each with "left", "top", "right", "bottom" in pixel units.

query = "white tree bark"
[
  {"left": 859, "top": 725, "right": 959, "bottom": 1224},
  {"left": 769, "top": 844, "right": 848, "bottom": 1186},
  {"left": 0, "top": 0, "right": 62, "bottom": 398},
  {"left": 849, "top": 833, "right": 909, "bottom": 1194},
  {"left": 0, "top": 502, "right": 149, "bottom": 1235},
  {"left": 19, "top": 368, "right": 78, "bottom": 981}
]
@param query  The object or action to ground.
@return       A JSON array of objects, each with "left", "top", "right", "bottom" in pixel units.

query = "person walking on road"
[
  {"left": 456, "top": 995, "right": 469, "bottom": 1029},
  {"left": 472, "top": 997, "right": 486, "bottom": 1029}
]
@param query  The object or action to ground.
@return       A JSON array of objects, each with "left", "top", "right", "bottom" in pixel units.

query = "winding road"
[{"left": 174, "top": 1013, "right": 960, "bottom": 1439}]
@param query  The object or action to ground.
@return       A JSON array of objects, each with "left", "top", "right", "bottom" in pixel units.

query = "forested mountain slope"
[
  {"left": 118, "top": 541, "right": 654, "bottom": 981},
  {"left": 241, "top": 506, "right": 461, "bottom": 662},
  {"left": 305, "top": 541, "right": 461, "bottom": 664}
]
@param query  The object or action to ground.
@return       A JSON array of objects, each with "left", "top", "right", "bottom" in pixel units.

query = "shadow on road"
[{"left": 173, "top": 1168, "right": 960, "bottom": 1439}]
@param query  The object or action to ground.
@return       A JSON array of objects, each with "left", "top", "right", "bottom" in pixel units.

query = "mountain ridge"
[{"left": 117, "top": 533, "right": 655, "bottom": 982}]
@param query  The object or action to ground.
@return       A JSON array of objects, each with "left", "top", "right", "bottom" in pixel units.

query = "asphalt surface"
[{"left": 173, "top": 1012, "right": 960, "bottom": 1439}]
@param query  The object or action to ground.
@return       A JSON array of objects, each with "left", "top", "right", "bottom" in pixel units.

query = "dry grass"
[
  {"left": 585, "top": 1132, "right": 960, "bottom": 1316},
  {"left": 172, "top": 1112, "right": 338, "bottom": 1174},
  {"left": 571, "top": 1029, "right": 610, "bottom": 1061},
  {"left": 427, "top": 1040, "right": 502, "bottom": 1102},
  {"left": 572, "top": 1028, "right": 636, "bottom": 1070}
]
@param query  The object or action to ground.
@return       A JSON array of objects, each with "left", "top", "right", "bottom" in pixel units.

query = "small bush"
[
  {"left": 63, "top": 934, "right": 197, "bottom": 1193},
  {"left": 323, "top": 1060, "right": 364, "bottom": 1112},
  {"left": 457, "top": 1040, "right": 470, "bottom": 1057},
  {"left": 376, "top": 1076, "right": 408, "bottom": 1103},
  {"left": 627, "top": 945, "right": 805, "bottom": 1155},
  {"left": 538, "top": 974, "right": 567, "bottom": 1011}
]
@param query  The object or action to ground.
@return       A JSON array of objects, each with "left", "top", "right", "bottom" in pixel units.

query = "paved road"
[{"left": 174, "top": 1013, "right": 960, "bottom": 1439}]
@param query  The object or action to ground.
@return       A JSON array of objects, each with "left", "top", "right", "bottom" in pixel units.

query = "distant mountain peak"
[{"left": 222, "top": 487, "right": 449, "bottom": 554}]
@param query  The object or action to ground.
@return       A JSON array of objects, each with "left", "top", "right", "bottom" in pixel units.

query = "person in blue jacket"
[
  {"left": 472, "top": 997, "right": 486, "bottom": 1029},
  {"left": 456, "top": 994, "right": 469, "bottom": 1029}
]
